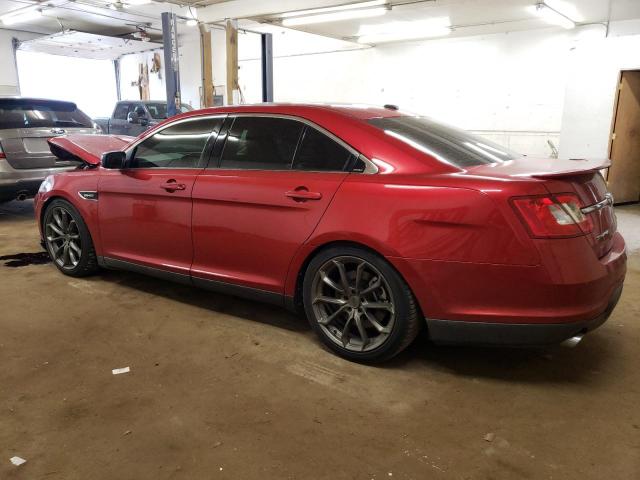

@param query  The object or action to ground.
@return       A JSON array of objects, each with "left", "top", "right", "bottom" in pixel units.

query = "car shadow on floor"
[
  {"left": 0, "top": 199, "right": 37, "bottom": 221},
  {"left": 95, "top": 268, "right": 619, "bottom": 385},
  {"left": 98, "top": 268, "right": 310, "bottom": 333},
  {"left": 385, "top": 325, "right": 618, "bottom": 384}
]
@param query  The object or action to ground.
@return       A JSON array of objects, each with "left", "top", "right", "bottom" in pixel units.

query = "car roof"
[
  {"left": 180, "top": 103, "right": 409, "bottom": 121},
  {"left": 0, "top": 96, "right": 77, "bottom": 106}
]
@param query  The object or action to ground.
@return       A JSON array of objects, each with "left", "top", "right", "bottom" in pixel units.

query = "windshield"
[
  {"left": 0, "top": 99, "right": 93, "bottom": 130},
  {"left": 145, "top": 103, "right": 193, "bottom": 119},
  {"left": 368, "top": 116, "right": 522, "bottom": 168}
]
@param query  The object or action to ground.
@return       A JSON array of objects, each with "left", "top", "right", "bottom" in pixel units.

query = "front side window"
[
  {"left": 292, "top": 127, "right": 353, "bottom": 172},
  {"left": 368, "top": 116, "right": 522, "bottom": 168},
  {"left": 220, "top": 117, "right": 304, "bottom": 170},
  {"left": 129, "top": 117, "right": 223, "bottom": 169}
]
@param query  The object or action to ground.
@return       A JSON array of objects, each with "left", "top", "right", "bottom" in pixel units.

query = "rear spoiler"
[
  {"left": 510, "top": 157, "right": 611, "bottom": 179},
  {"left": 48, "top": 134, "right": 134, "bottom": 166}
]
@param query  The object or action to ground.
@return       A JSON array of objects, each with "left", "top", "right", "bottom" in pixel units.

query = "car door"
[
  {"left": 98, "top": 115, "right": 225, "bottom": 276},
  {"left": 109, "top": 103, "right": 132, "bottom": 135},
  {"left": 191, "top": 115, "right": 355, "bottom": 294}
]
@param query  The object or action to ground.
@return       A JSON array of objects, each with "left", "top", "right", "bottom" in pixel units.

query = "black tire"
[
  {"left": 43, "top": 198, "right": 99, "bottom": 277},
  {"left": 303, "top": 245, "right": 421, "bottom": 363}
]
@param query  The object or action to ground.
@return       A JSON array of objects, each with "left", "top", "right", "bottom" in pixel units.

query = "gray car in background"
[
  {"left": 94, "top": 100, "right": 194, "bottom": 137},
  {"left": 0, "top": 97, "right": 100, "bottom": 203}
]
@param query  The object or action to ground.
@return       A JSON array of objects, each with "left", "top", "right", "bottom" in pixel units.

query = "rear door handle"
[
  {"left": 285, "top": 188, "right": 322, "bottom": 201},
  {"left": 160, "top": 180, "right": 186, "bottom": 192}
]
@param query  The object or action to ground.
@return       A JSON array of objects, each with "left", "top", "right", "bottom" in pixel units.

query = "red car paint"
[{"left": 36, "top": 104, "right": 626, "bottom": 343}]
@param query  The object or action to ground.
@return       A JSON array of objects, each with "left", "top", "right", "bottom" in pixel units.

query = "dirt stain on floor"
[{"left": 0, "top": 251, "right": 51, "bottom": 267}]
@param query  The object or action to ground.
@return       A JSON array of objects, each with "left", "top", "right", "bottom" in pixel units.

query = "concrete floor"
[{"left": 1, "top": 200, "right": 639, "bottom": 480}]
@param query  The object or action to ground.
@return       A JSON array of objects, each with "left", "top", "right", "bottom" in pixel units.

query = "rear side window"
[
  {"left": 113, "top": 103, "right": 130, "bottom": 120},
  {"left": 368, "top": 116, "right": 522, "bottom": 168},
  {"left": 220, "top": 117, "right": 303, "bottom": 170},
  {"left": 129, "top": 117, "right": 223, "bottom": 169},
  {"left": 0, "top": 99, "right": 93, "bottom": 129},
  {"left": 292, "top": 127, "right": 353, "bottom": 172}
]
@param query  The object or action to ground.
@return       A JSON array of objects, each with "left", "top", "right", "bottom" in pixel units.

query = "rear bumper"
[
  {"left": 0, "top": 179, "right": 43, "bottom": 202},
  {"left": 426, "top": 284, "right": 623, "bottom": 345},
  {"left": 0, "top": 158, "right": 73, "bottom": 202}
]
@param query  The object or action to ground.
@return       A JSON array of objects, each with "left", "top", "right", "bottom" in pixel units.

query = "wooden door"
[{"left": 608, "top": 71, "right": 640, "bottom": 204}]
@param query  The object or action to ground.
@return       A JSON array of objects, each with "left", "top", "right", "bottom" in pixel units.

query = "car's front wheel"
[
  {"left": 303, "top": 246, "right": 421, "bottom": 363},
  {"left": 43, "top": 199, "right": 99, "bottom": 277}
]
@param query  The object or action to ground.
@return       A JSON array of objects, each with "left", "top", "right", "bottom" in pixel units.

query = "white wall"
[
  {"left": 237, "top": 28, "right": 570, "bottom": 157},
  {"left": 559, "top": 22, "right": 640, "bottom": 159},
  {"left": 118, "top": 29, "right": 203, "bottom": 109},
  {"left": 233, "top": 21, "right": 640, "bottom": 159},
  {"left": 0, "top": 29, "right": 41, "bottom": 95},
  {"left": 119, "top": 49, "right": 166, "bottom": 102}
]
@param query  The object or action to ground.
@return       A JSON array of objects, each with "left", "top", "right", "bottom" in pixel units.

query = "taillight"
[
  {"left": 0, "top": 142, "right": 5, "bottom": 159},
  {"left": 511, "top": 193, "right": 593, "bottom": 238}
]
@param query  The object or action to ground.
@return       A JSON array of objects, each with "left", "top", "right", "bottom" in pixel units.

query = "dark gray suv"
[{"left": 0, "top": 97, "right": 100, "bottom": 203}]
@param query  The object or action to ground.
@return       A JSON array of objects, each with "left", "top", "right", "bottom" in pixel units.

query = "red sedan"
[{"left": 35, "top": 104, "right": 626, "bottom": 362}]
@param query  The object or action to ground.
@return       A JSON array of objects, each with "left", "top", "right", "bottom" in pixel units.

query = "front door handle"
[
  {"left": 160, "top": 180, "right": 186, "bottom": 192},
  {"left": 285, "top": 188, "right": 322, "bottom": 201}
]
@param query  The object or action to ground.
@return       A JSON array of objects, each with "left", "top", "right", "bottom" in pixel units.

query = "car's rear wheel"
[
  {"left": 43, "top": 199, "right": 98, "bottom": 277},
  {"left": 303, "top": 246, "right": 421, "bottom": 363}
]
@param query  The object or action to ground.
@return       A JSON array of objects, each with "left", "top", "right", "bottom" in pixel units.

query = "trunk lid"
[
  {"left": 48, "top": 134, "right": 134, "bottom": 166},
  {"left": 469, "top": 157, "right": 616, "bottom": 258}
]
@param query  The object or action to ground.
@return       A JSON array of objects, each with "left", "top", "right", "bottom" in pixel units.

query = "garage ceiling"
[
  {"left": 0, "top": 0, "right": 194, "bottom": 41},
  {"left": 17, "top": 30, "right": 162, "bottom": 59},
  {"left": 196, "top": 0, "right": 640, "bottom": 42}
]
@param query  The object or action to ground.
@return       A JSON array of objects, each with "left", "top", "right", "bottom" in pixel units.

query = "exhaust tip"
[
  {"left": 15, "top": 191, "right": 29, "bottom": 201},
  {"left": 562, "top": 334, "right": 584, "bottom": 348}
]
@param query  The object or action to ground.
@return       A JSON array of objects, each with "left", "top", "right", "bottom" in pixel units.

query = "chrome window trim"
[{"left": 219, "top": 113, "right": 379, "bottom": 174}]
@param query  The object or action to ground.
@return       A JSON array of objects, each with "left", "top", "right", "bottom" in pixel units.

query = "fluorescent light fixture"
[
  {"left": 357, "top": 17, "right": 451, "bottom": 44},
  {"left": 0, "top": 7, "right": 43, "bottom": 26},
  {"left": 527, "top": 2, "right": 576, "bottom": 29},
  {"left": 280, "top": 0, "right": 386, "bottom": 18},
  {"left": 283, "top": 7, "right": 386, "bottom": 27}
]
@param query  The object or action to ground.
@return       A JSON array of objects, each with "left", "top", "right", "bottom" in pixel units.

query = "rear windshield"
[
  {"left": 0, "top": 99, "right": 93, "bottom": 129},
  {"left": 368, "top": 116, "right": 522, "bottom": 168}
]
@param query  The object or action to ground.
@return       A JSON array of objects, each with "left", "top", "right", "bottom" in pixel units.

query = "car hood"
[{"left": 48, "top": 134, "right": 135, "bottom": 166}]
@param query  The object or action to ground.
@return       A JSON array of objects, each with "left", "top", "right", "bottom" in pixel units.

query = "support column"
[
  {"left": 200, "top": 24, "right": 214, "bottom": 108},
  {"left": 113, "top": 58, "right": 121, "bottom": 101},
  {"left": 162, "top": 11, "right": 181, "bottom": 117},
  {"left": 226, "top": 19, "right": 238, "bottom": 105},
  {"left": 261, "top": 33, "right": 273, "bottom": 103}
]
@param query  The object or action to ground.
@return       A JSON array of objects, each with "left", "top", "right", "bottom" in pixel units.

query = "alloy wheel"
[
  {"left": 45, "top": 206, "right": 82, "bottom": 270},
  {"left": 311, "top": 256, "right": 396, "bottom": 352}
]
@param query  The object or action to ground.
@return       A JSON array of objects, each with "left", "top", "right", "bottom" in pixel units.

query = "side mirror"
[
  {"left": 140, "top": 116, "right": 149, "bottom": 127},
  {"left": 127, "top": 111, "right": 139, "bottom": 124},
  {"left": 102, "top": 151, "right": 126, "bottom": 169}
]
